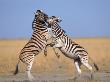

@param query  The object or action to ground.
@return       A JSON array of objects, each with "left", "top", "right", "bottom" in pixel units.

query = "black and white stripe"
[
  {"left": 14, "top": 10, "right": 51, "bottom": 81},
  {"left": 46, "top": 16, "right": 99, "bottom": 77}
]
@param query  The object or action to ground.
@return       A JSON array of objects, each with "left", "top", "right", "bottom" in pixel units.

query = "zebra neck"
[
  {"left": 52, "top": 22, "right": 61, "bottom": 29},
  {"left": 52, "top": 22, "right": 65, "bottom": 38}
]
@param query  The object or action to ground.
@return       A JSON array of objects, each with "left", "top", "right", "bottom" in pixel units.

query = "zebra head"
[
  {"left": 32, "top": 10, "right": 49, "bottom": 31},
  {"left": 46, "top": 16, "right": 62, "bottom": 25},
  {"left": 46, "top": 16, "right": 66, "bottom": 37},
  {"left": 34, "top": 10, "right": 48, "bottom": 23}
]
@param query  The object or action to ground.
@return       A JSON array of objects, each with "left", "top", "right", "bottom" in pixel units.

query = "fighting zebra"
[
  {"left": 46, "top": 16, "right": 99, "bottom": 79},
  {"left": 13, "top": 10, "right": 52, "bottom": 81}
]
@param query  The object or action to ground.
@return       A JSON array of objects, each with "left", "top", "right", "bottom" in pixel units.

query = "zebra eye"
[
  {"left": 58, "top": 19, "right": 62, "bottom": 22},
  {"left": 52, "top": 16, "right": 56, "bottom": 18}
]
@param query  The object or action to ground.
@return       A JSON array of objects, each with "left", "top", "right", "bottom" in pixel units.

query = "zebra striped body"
[
  {"left": 19, "top": 24, "right": 50, "bottom": 65},
  {"left": 56, "top": 36, "right": 87, "bottom": 60},
  {"left": 47, "top": 16, "right": 87, "bottom": 60},
  {"left": 14, "top": 10, "right": 51, "bottom": 81},
  {"left": 46, "top": 16, "right": 99, "bottom": 76},
  {"left": 20, "top": 18, "right": 50, "bottom": 65}
]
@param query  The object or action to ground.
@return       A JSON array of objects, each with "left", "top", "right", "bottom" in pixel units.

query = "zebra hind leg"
[
  {"left": 83, "top": 62, "right": 93, "bottom": 80},
  {"left": 81, "top": 58, "right": 93, "bottom": 80},
  {"left": 74, "top": 61, "right": 82, "bottom": 80},
  {"left": 26, "top": 64, "right": 34, "bottom": 81},
  {"left": 25, "top": 57, "right": 35, "bottom": 81}
]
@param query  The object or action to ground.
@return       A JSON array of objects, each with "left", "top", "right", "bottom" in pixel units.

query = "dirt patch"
[{"left": 0, "top": 72, "right": 110, "bottom": 82}]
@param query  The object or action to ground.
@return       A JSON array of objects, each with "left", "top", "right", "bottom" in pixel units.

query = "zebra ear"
[
  {"left": 40, "top": 10, "right": 43, "bottom": 12},
  {"left": 52, "top": 16, "right": 56, "bottom": 18},
  {"left": 52, "top": 16, "right": 58, "bottom": 19},
  {"left": 37, "top": 10, "right": 43, "bottom": 13},
  {"left": 34, "top": 10, "right": 43, "bottom": 15},
  {"left": 34, "top": 12, "right": 36, "bottom": 15},
  {"left": 34, "top": 11, "right": 38, "bottom": 15},
  {"left": 57, "top": 17, "right": 62, "bottom": 22},
  {"left": 57, "top": 17, "right": 60, "bottom": 20}
]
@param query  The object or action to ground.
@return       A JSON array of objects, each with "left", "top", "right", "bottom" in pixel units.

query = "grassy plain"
[{"left": 0, "top": 38, "right": 110, "bottom": 81}]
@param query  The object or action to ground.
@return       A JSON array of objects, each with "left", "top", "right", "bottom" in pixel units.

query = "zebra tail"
[
  {"left": 93, "top": 63, "right": 99, "bottom": 71},
  {"left": 14, "top": 60, "right": 20, "bottom": 75}
]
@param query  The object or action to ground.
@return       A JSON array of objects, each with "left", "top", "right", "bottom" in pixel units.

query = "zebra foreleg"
[
  {"left": 53, "top": 47, "right": 60, "bottom": 58},
  {"left": 44, "top": 44, "right": 51, "bottom": 56},
  {"left": 45, "top": 43, "right": 60, "bottom": 58},
  {"left": 44, "top": 43, "right": 54, "bottom": 56},
  {"left": 44, "top": 46, "right": 47, "bottom": 56},
  {"left": 50, "top": 43, "right": 60, "bottom": 58}
]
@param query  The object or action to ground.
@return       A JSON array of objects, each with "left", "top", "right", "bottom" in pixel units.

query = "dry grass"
[{"left": 0, "top": 38, "right": 110, "bottom": 76}]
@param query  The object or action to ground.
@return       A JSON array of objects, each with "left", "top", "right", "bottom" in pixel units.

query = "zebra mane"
[
  {"left": 54, "top": 21, "right": 66, "bottom": 34},
  {"left": 62, "top": 29, "right": 66, "bottom": 33}
]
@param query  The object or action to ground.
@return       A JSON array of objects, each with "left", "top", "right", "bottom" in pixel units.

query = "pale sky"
[{"left": 0, "top": 0, "right": 110, "bottom": 38}]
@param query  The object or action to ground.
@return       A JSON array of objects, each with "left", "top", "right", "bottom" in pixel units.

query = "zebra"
[
  {"left": 46, "top": 16, "right": 99, "bottom": 79},
  {"left": 13, "top": 10, "right": 52, "bottom": 81}
]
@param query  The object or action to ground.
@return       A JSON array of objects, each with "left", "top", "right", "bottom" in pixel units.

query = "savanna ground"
[{"left": 0, "top": 38, "right": 110, "bottom": 82}]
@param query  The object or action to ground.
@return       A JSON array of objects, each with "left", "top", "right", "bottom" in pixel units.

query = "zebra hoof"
[
  {"left": 57, "top": 55, "right": 60, "bottom": 58},
  {"left": 28, "top": 76, "right": 35, "bottom": 81},
  {"left": 73, "top": 76, "right": 77, "bottom": 80},
  {"left": 90, "top": 73, "right": 93, "bottom": 80},
  {"left": 44, "top": 52, "right": 47, "bottom": 56},
  {"left": 44, "top": 54, "right": 47, "bottom": 56}
]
